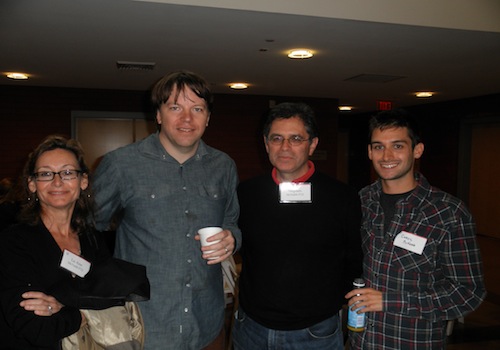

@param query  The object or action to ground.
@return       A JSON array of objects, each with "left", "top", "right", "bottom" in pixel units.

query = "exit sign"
[{"left": 377, "top": 101, "right": 393, "bottom": 110}]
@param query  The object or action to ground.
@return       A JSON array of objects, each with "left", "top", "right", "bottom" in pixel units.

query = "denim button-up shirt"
[{"left": 93, "top": 133, "right": 241, "bottom": 350}]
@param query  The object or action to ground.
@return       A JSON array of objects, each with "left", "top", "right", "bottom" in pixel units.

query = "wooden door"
[
  {"left": 73, "top": 112, "right": 156, "bottom": 171},
  {"left": 459, "top": 116, "right": 500, "bottom": 298},
  {"left": 468, "top": 123, "right": 500, "bottom": 239}
]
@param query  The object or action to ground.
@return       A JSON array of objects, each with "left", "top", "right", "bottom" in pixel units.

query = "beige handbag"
[{"left": 62, "top": 301, "right": 145, "bottom": 350}]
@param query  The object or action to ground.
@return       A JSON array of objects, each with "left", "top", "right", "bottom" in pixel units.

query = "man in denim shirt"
[{"left": 93, "top": 71, "right": 241, "bottom": 350}]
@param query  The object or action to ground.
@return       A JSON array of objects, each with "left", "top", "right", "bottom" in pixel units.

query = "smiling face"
[
  {"left": 265, "top": 116, "right": 318, "bottom": 182},
  {"left": 156, "top": 84, "right": 210, "bottom": 163},
  {"left": 28, "top": 148, "right": 88, "bottom": 214},
  {"left": 368, "top": 126, "right": 424, "bottom": 193}
]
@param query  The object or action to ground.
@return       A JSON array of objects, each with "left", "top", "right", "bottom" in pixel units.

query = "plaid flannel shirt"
[{"left": 351, "top": 173, "right": 486, "bottom": 349}]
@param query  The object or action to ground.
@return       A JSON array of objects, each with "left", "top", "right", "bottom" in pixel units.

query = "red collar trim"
[{"left": 272, "top": 161, "right": 315, "bottom": 185}]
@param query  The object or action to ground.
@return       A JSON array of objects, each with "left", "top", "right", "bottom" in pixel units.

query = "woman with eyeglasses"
[{"left": 0, "top": 135, "right": 149, "bottom": 349}]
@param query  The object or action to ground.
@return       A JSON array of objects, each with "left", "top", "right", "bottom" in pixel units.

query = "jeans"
[{"left": 232, "top": 307, "right": 344, "bottom": 350}]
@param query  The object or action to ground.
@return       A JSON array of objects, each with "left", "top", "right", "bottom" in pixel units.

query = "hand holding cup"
[{"left": 198, "top": 227, "right": 223, "bottom": 260}]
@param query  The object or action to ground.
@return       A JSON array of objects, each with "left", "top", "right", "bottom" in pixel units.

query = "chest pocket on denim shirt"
[
  {"left": 126, "top": 184, "right": 174, "bottom": 225},
  {"left": 199, "top": 184, "right": 226, "bottom": 200},
  {"left": 197, "top": 184, "right": 227, "bottom": 223}
]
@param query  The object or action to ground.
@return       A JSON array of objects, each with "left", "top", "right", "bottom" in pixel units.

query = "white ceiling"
[{"left": 2, "top": 0, "right": 500, "bottom": 113}]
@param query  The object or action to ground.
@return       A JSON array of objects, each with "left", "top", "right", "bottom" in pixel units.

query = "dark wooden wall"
[
  {"left": 0, "top": 85, "right": 151, "bottom": 180},
  {"left": 1, "top": 84, "right": 499, "bottom": 194},
  {"left": 0, "top": 85, "right": 339, "bottom": 183}
]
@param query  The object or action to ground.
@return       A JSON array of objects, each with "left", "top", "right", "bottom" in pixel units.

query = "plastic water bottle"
[{"left": 347, "top": 278, "right": 366, "bottom": 332}]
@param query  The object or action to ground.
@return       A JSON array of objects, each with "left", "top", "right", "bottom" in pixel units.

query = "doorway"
[
  {"left": 72, "top": 111, "right": 156, "bottom": 171},
  {"left": 458, "top": 115, "right": 500, "bottom": 301}
]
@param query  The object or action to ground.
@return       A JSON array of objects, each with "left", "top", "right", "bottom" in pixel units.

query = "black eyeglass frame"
[{"left": 32, "top": 169, "right": 83, "bottom": 182}]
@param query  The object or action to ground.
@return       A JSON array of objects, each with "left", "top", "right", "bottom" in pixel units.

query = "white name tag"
[
  {"left": 279, "top": 182, "right": 312, "bottom": 203},
  {"left": 60, "top": 250, "right": 91, "bottom": 278},
  {"left": 394, "top": 231, "right": 427, "bottom": 255}
]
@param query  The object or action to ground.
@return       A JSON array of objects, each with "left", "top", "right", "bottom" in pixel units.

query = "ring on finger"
[
  {"left": 225, "top": 247, "right": 229, "bottom": 254},
  {"left": 48, "top": 305, "right": 53, "bottom": 313}
]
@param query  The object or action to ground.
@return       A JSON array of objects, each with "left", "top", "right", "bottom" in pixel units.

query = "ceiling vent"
[
  {"left": 344, "top": 74, "right": 405, "bottom": 83},
  {"left": 116, "top": 61, "right": 156, "bottom": 71}
]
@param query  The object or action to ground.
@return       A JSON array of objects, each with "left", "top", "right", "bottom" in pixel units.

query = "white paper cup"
[{"left": 198, "top": 227, "right": 222, "bottom": 259}]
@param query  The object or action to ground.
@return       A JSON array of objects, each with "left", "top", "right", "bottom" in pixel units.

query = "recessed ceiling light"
[
  {"left": 288, "top": 49, "right": 313, "bottom": 59},
  {"left": 415, "top": 91, "right": 433, "bottom": 98},
  {"left": 6, "top": 72, "right": 29, "bottom": 80},
  {"left": 230, "top": 83, "right": 248, "bottom": 90},
  {"left": 339, "top": 106, "right": 353, "bottom": 111}
]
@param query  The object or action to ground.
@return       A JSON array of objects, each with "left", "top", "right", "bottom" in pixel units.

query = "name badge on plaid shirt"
[{"left": 394, "top": 231, "right": 427, "bottom": 255}]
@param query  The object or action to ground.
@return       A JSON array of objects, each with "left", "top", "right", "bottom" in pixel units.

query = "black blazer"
[{"left": 0, "top": 222, "right": 149, "bottom": 350}]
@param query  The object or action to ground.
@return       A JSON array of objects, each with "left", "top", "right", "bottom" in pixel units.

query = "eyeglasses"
[
  {"left": 32, "top": 169, "right": 82, "bottom": 182},
  {"left": 267, "top": 135, "right": 310, "bottom": 146}
]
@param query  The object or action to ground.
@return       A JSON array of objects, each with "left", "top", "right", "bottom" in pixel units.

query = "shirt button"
[
  {"left": 184, "top": 210, "right": 189, "bottom": 214},
  {"left": 213, "top": 194, "right": 218, "bottom": 199},
  {"left": 187, "top": 259, "right": 192, "bottom": 263},
  {"left": 151, "top": 194, "right": 155, "bottom": 199},
  {"left": 184, "top": 308, "right": 189, "bottom": 313},
  {"left": 183, "top": 186, "right": 187, "bottom": 191},
  {"left": 186, "top": 233, "right": 191, "bottom": 238},
  {"left": 186, "top": 283, "right": 191, "bottom": 288}
]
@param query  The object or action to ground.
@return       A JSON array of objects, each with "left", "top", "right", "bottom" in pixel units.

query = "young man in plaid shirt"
[{"left": 346, "top": 109, "right": 486, "bottom": 349}]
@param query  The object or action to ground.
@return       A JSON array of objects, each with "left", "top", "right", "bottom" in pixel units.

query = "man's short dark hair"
[
  {"left": 368, "top": 109, "right": 422, "bottom": 148},
  {"left": 263, "top": 102, "right": 319, "bottom": 140}
]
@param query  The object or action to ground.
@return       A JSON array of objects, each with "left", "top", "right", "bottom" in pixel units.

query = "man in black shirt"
[{"left": 232, "top": 102, "right": 363, "bottom": 350}]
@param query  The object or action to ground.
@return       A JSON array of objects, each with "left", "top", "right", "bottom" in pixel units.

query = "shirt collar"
[
  {"left": 272, "top": 160, "right": 315, "bottom": 185},
  {"left": 150, "top": 132, "right": 208, "bottom": 162}
]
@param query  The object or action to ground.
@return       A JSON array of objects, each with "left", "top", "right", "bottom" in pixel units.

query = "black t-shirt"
[{"left": 380, "top": 190, "right": 413, "bottom": 232}]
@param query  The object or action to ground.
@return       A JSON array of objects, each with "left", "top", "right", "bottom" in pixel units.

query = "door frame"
[{"left": 457, "top": 113, "right": 500, "bottom": 204}]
